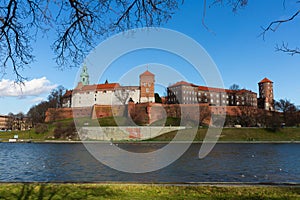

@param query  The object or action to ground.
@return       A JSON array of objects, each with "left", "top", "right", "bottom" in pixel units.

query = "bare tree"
[
  {"left": 114, "top": 88, "right": 131, "bottom": 105},
  {"left": 205, "top": 0, "right": 300, "bottom": 56},
  {"left": 229, "top": 84, "right": 240, "bottom": 91},
  {"left": 1, "top": 0, "right": 298, "bottom": 82},
  {"left": 0, "top": 0, "right": 181, "bottom": 82},
  {"left": 275, "top": 99, "right": 298, "bottom": 126}
]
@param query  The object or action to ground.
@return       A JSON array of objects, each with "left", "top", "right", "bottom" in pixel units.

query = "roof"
[
  {"left": 259, "top": 77, "right": 273, "bottom": 83},
  {"left": 198, "top": 86, "right": 227, "bottom": 93},
  {"left": 96, "top": 83, "right": 120, "bottom": 90},
  {"left": 169, "top": 80, "right": 256, "bottom": 94},
  {"left": 169, "top": 81, "right": 198, "bottom": 87},
  {"left": 140, "top": 70, "right": 154, "bottom": 77},
  {"left": 62, "top": 90, "right": 73, "bottom": 98}
]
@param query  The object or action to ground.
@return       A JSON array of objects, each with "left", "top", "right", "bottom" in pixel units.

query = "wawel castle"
[
  {"left": 62, "top": 65, "right": 274, "bottom": 111},
  {"left": 62, "top": 65, "right": 155, "bottom": 108}
]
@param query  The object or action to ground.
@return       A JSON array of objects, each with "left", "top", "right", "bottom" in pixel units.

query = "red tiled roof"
[
  {"left": 96, "top": 83, "right": 120, "bottom": 90},
  {"left": 63, "top": 90, "right": 73, "bottom": 98},
  {"left": 198, "top": 86, "right": 228, "bottom": 93},
  {"left": 74, "top": 83, "right": 120, "bottom": 92},
  {"left": 140, "top": 70, "right": 154, "bottom": 77},
  {"left": 169, "top": 80, "right": 256, "bottom": 94},
  {"left": 259, "top": 77, "right": 273, "bottom": 83},
  {"left": 169, "top": 81, "right": 198, "bottom": 87}
]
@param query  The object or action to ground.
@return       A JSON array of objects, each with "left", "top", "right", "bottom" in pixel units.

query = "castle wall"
[{"left": 45, "top": 107, "right": 93, "bottom": 122}]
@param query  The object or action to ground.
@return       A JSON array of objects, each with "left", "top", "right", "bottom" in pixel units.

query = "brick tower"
[
  {"left": 139, "top": 70, "right": 155, "bottom": 103},
  {"left": 258, "top": 77, "right": 274, "bottom": 111}
]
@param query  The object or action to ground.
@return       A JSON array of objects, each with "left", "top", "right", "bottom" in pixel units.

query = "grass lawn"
[
  {"left": 0, "top": 183, "right": 299, "bottom": 199},
  {"left": 150, "top": 127, "right": 300, "bottom": 142},
  {"left": 1, "top": 116, "right": 300, "bottom": 142}
]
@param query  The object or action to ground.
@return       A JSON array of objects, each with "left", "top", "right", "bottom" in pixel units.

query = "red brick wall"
[
  {"left": 45, "top": 107, "right": 93, "bottom": 122},
  {"left": 46, "top": 104, "right": 260, "bottom": 126}
]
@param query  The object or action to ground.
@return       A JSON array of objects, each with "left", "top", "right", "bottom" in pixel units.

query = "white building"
[{"left": 62, "top": 66, "right": 155, "bottom": 108}]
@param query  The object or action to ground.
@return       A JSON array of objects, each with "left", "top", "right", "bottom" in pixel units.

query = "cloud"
[
  {"left": 30, "top": 97, "right": 45, "bottom": 103},
  {"left": 0, "top": 77, "right": 57, "bottom": 98}
]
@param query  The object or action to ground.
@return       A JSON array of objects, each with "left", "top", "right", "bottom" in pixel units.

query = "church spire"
[{"left": 80, "top": 64, "right": 90, "bottom": 85}]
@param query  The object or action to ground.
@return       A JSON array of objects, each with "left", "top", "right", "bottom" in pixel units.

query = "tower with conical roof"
[
  {"left": 140, "top": 70, "right": 155, "bottom": 103},
  {"left": 80, "top": 64, "right": 89, "bottom": 85},
  {"left": 258, "top": 77, "right": 274, "bottom": 111}
]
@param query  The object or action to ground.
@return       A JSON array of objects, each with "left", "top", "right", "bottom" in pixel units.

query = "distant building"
[
  {"left": 0, "top": 114, "right": 30, "bottom": 131},
  {"left": 0, "top": 115, "right": 9, "bottom": 130},
  {"left": 167, "top": 81, "right": 257, "bottom": 107},
  {"left": 258, "top": 77, "right": 274, "bottom": 111},
  {"left": 62, "top": 67, "right": 155, "bottom": 108}
]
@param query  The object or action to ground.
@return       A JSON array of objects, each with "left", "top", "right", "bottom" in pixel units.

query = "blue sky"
[{"left": 0, "top": 1, "right": 299, "bottom": 115}]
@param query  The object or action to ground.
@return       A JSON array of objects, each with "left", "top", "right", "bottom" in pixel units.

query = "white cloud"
[
  {"left": 30, "top": 97, "right": 45, "bottom": 103},
  {"left": 0, "top": 77, "right": 57, "bottom": 97}
]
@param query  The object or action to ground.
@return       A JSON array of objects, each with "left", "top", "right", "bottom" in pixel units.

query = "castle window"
[
  {"left": 146, "top": 88, "right": 149, "bottom": 93},
  {"left": 144, "top": 83, "right": 147, "bottom": 86}
]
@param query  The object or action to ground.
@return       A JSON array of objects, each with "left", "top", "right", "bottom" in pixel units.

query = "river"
[{"left": 0, "top": 143, "right": 299, "bottom": 183}]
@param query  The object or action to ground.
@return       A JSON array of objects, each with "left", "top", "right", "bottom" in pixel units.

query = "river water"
[{"left": 0, "top": 143, "right": 299, "bottom": 183}]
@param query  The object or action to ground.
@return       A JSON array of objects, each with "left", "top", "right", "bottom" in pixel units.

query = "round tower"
[{"left": 258, "top": 77, "right": 274, "bottom": 111}]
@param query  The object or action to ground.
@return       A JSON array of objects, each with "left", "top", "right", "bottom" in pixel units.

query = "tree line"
[
  {"left": 26, "top": 86, "right": 65, "bottom": 126},
  {"left": 224, "top": 99, "right": 300, "bottom": 128}
]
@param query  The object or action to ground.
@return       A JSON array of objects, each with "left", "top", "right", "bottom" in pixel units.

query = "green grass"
[
  {"left": 2, "top": 116, "right": 300, "bottom": 142},
  {"left": 0, "top": 183, "right": 299, "bottom": 199},
  {"left": 151, "top": 127, "right": 300, "bottom": 142}
]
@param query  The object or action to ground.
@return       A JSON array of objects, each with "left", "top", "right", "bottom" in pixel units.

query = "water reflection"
[{"left": 0, "top": 143, "right": 299, "bottom": 183}]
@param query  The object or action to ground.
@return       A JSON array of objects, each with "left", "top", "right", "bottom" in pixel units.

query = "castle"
[
  {"left": 62, "top": 65, "right": 274, "bottom": 111},
  {"left": 62, "top": 65, "right": 155, "bottom": 108}
]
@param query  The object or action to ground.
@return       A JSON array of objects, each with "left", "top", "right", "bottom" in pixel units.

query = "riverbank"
[
  {"left": 0, "top": 183, "right": 299, "bottom": 199},
  {"left": 150, "top": 127, "right": 300, "bottom": 142},
  {"left": 1, "top": 125, "right": 300, "bottom": 142}
]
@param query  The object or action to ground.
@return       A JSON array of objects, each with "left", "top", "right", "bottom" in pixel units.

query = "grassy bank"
[
  {"left": 1, "top": 116, "right": 300, "bottom": 142},
  {"left": 150, "top": 127, "right": 300, "bottom": 142},
  {"left": 0, "top": 183, "right": 299, "bottom": 199}
]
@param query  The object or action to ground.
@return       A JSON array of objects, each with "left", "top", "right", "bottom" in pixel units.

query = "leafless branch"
[
  {"left": 276, "top": 42, "right": 300, "bottom": 56},
  {"left": 260, "top": 10, "right": 300, "bottom": 40},
  {"left": 0, "top": 0, "right": 180, "bottom": 82}
]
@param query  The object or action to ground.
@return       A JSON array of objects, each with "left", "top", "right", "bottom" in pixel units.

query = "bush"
[
  {"left": 35, "top": 123, "right": 48, "bottom": 134},
  {"left": 53, "top": 122, "right": 77, "bottom": 139}
]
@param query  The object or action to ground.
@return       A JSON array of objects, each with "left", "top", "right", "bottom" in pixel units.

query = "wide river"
[{"left": 0, "top": 143, "right": 299, "bottom": 183}]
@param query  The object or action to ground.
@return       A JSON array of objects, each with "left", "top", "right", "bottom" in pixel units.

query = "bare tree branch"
[
  {"left": 276, "top": 42, "right": 300, "bottom": 56},
  {"left": 260, "top": 10, "right": 300, "bottom": 40},
  {"left": 0, "top": 0, "right": 180, "bottom": 82}
]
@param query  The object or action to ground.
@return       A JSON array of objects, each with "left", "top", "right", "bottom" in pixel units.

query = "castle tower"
[
  {"left": 80, "top": 64, "right": 90, "bottom": 85},
  {"left": 258, "top": 77, "right": 274, "bottom": 111},
  {"left": 139, "top": 70, "right": 155, "bottom": 103}
]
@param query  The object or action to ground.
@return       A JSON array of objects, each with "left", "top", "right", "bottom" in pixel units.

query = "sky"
[{"left": 0, "top": 1, "right": 299, "bottom": 115}]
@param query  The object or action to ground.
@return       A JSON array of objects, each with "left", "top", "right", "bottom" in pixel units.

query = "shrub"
[
  {"left": 35, "top": 123, "right": 48, "bottom": 134},
  {"left": 53, "top": 122, "right": 77, "bottom": 139}
]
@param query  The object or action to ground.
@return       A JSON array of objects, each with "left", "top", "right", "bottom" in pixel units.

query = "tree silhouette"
[
  {"left": 1, "top": 0, "right": 299, "bottom": 82},
  {"left": 0, "top": 0, "right": 180, "bottom": 82}
]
